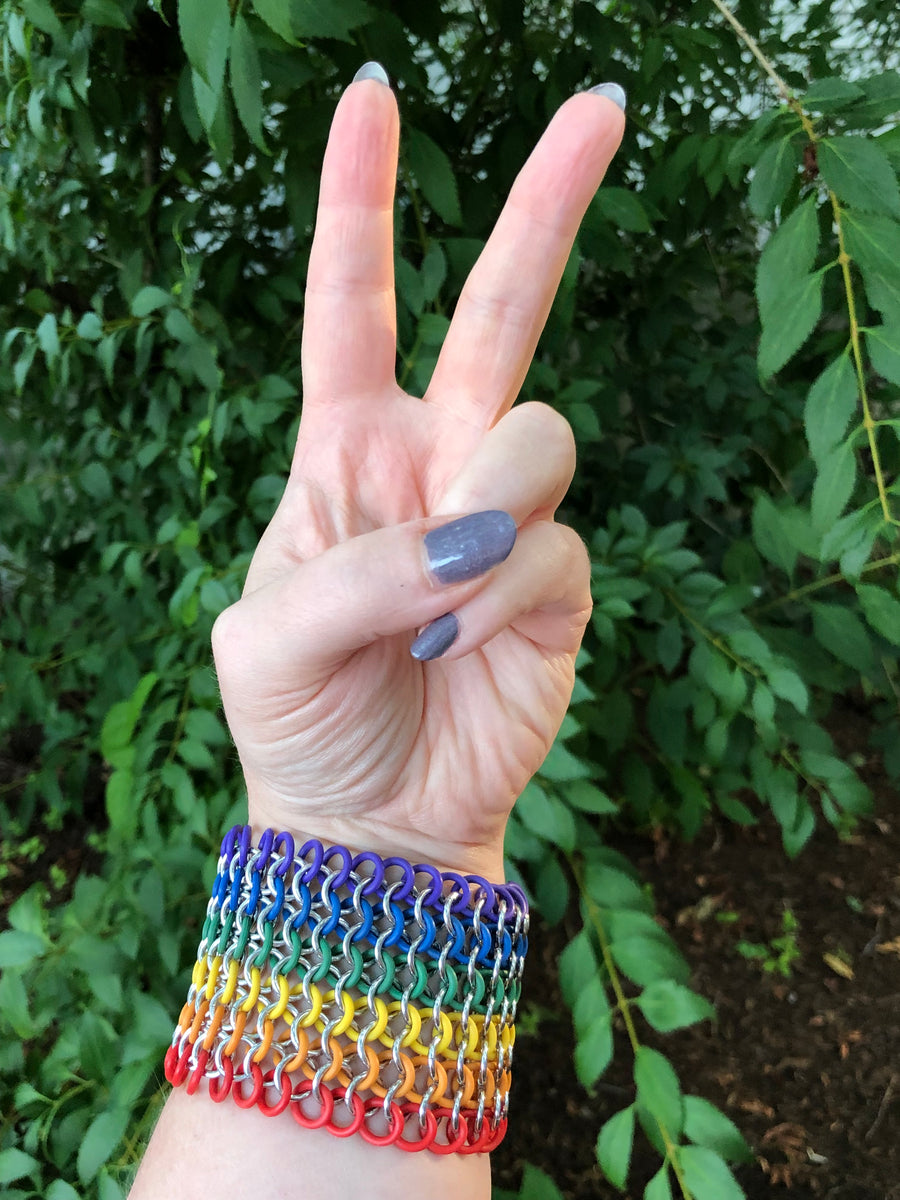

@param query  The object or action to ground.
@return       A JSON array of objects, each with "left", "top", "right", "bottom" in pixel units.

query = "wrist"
[{"left": 246, "top": 787, "right": 507, "bottom": 883}]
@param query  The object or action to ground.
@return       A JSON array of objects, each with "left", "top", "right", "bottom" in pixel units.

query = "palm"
[{"left": 212, "top": 80, "right": 624, "bottom": 875}]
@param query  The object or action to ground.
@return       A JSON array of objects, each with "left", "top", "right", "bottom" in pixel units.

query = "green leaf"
[
  {"left": 756, "top": 196, "right": 820, "bottom": 324},
  {"left": 0, "top": 930, "right": 46, "bottom": 968},
  {"left": 596, "top": 1105, "right": 635, "bottom": 1190},
  {"left": 131, "top": 285, "right": 172, "bottom": 318},
  {"left": 77, "top": 311, "right": 104, "bottom": 340},
  {"left": 291, "top": 0, "right": 374, "bottom": 40},
  {"left": 757, "top": 270, "right": 824, "bottom": 377},
  {"left": 565, "top": 780, "right": 617, "bottom": 815},
  {"left": 811, "top": 439, "right": 857, "bottom": 534},
  {"left": 82, "top": 0, "right": 131, "bottom": 29},
  {"left": 767, "top": 665, "right": 808, "bottom": 713},
  {"left": 47, "top": 1180, "right": 82, "bottom": 1200},
  {"left": 514, "top": 780, "right": 577, "bottom": 850},
  {"left": 819, "top": 136, "right": 900, "bottom": 218},
  {"left": 574, "top": 1013, "right": 613, "bottom": 1087},
  {"left": 644, "top": 1165, "right": 673, "bottom": 1200},
  {"left": 251, "top": 0, "right": 298, "bottom": 43},
  {"left": 406, "top": 128, "right": 462, "bottom": 227},
  {"left": 520, "top": 1164, "right": 566, "bottom": 1200},
  {"left": 610, "top": 936, "right": 690, "bottom": 986},
  {"left": 635, "top": 980, "right": 715, "bottom": 1032},
  {"left": 843, "top": 210, "right": 900, "bottom": 320},
  {"left": 634, "top": 1046, "right": 683, "bottom": 1138},
  {"left": 558, "top": 929, "right": 600, "bottom": 1009},
  {"left": 679, "top": 1146, "right": 745, "bottom": 1200},
  {"left": 868, "top": 325, "right": 900, "bottom": 386},
  {"left": 77, "top": 1108, "right": 130, "bottom": 1183},
  {"left": 802, "top": 77, "right": 864, "bottom": 111},
  {"left": 803, "top": 352, "right": 857, "bottom": 464},
  {"left": 539, "top": 741, "right": 592, "bottom": 781},
  {"left": 0, "top": 1148, "right": 38, "bottom": 1185},
  {"left": 592, "top": 187, "right": 651, "bottom": 232},
  {"left": 683, "top": 1095, "right": 753, "bottom": 1162},
  {"left": 178, "top": 0, "right": 231, "bottom": 94},
  {"left": 105, "top": 768, "right": 135, "bottom": 837},
  {"left": 751, "top": 493, "right": 798, "bottom": 576},
  {"left": 582, "top": 863, "right": 650, "bottom": 912},
  {"left": 36, "top": 311, "right": 59, "bottom": 361},
  {"left": 80, "top": 462, "right": 112, "bottom": 501},
  {"left": 230, "top": 12, "right": 266, "bottom": 150},
  {"left": 811, "top": 602, "right": 875, "bottom": 671},
  {"left": 748, "top": 138, "right": 797, "bottom": 219},
  {"left": 857, "top": 583, "right": 900, "bottom": 645},
  {"left": 23, "top": 0, "right": 63, "bottom": 37}
]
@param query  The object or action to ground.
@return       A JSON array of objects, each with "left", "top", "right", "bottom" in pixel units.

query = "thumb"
[{"left": 212, "top": 510, "right": 517, "bottom": 688}]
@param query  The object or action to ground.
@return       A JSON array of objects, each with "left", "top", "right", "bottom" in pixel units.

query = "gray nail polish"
[
  {"left": 588, "top": 81, "right": 627, "bottom": 111},
  {"left": 353, "top": 61, "right": 390, "bottom": 87},
  {"left": 424, "top": 511, "right": 517, "bottom": 585},
  {"left": 411, "top": 613, "right": 460, "bottom": 661}
]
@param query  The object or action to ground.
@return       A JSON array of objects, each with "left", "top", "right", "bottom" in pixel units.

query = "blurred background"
[{"left": 0, "top": 1, "right": 898, "bottom": 1196}]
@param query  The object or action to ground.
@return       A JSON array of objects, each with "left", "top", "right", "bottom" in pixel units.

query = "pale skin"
[{"left": 130, "top": 71, "right": 624, "bottom": 1198}]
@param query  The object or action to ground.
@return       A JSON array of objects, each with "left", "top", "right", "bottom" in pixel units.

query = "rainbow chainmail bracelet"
[{"left": 164, "top": 825, "right": 529, "bottom": 1153}]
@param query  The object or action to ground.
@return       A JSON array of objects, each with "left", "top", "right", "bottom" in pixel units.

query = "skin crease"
[{"left": 129, "top": 75, "right": 624, "bottom": 1199}]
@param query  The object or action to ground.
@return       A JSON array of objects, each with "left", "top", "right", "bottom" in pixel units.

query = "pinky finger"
[{"left": 411, "top": 521, "right": 592, "bottom": 661}]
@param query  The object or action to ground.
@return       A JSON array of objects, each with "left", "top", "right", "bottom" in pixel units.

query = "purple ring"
[
  {"left": 322, "top": 844, "right": 353, "bottom": 890},
  {"left": 220, "top": 826, "right": 240, "bottom": 858},
  {"left": 441, "top": 871, "right": 472, "bottom": 914},
  {"left": 412, "top": 863, "right": 444, "bottom": 907},
  {"left": 298, "top": 839, "right": 325, "bottom": 885},
  {"left": 236, "top": 825, "right": 252, "bottom": 869},
  {"left": 466, "top": 874, "right": 496, "bottom": 918},
  {"left": 273, "top": 832, "right": 295, "bottom": 877},
  {"left": 256, "top": 828, "right": 275, "bottom": 871},
  {"left": 381, "top": 856, "right": 415, "bottom": 904},
  {"left": 350, "top": 851, "right": 386, "bottom": 897}
]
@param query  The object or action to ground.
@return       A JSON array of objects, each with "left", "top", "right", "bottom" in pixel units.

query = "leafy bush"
[{"left": 0, "top": 1, "right": 898, "bottom": 1197}]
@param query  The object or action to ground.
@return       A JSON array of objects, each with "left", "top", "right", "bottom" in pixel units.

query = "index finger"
[{"left": 426, "top": 89, "right": 626, "bottom": 427}]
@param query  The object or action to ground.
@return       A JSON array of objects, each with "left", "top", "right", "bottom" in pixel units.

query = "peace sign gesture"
[{"left": 211, "top": 65, "right": 626, "bottom": 880}]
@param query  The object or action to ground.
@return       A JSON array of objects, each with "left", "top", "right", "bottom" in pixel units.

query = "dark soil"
[{"left": 494, "top": 711, "right": 900, "bottom": 1197}]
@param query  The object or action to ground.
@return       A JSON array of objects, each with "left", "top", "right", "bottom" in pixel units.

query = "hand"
[{"left": 211, "top": 70, "right": 625, "bottom": 879}]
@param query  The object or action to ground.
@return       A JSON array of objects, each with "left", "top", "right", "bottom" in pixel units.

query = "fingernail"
[
  {"left": 587, "top": 81, "right": 627, "bottom": 111},
  {"left": 353, "top": 61, "right": 390, "bottom": 87},
  {"left": 424, "top": 511, "right": 517, "bottom": 585},
  {"left": 411, "top": 613, "right": 460, "bottom": 661}
]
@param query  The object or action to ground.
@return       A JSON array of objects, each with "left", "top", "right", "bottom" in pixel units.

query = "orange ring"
[
  {"left": 280, "top": 1025, "right": 311, "bottom": 1074},
  {"left": 251, "top": 1018, "right": 276, "bottom": 1063},
  {"left": 201, "top": 1002, "right": 227, "bottom": 1051},
  {"left": 300, "top": 1037, "right": 344, "bottom": 1083},
  {"left": 367, "top": 1048, "right": 417, "bottom": 1101},
  {"left": 223, "top": 1009, "right": 248, "bottom": 1057},
  {"left": 337, "top": 1042, "right": 381, "bottom": 1092}
]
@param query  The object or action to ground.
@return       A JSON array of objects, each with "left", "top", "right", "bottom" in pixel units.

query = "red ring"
[
  {"left": 208, "top": 1057, "right": 234, "bottom": 1103},
  {"left": 481, "top": 1117, "right": 508, "bottom": 1153},
  {"left": 328, "top": 1090, "right": 366, "bottom": 1138},
  {"left": 259, "top": 1071, "right": 293, "bottom": 1117},
  {"left": 463, "top": 1113, "right": 496, "bottom": 1155},
  {"left": 185, "top": 1048, "right": 209, "bottom": 1096},
  {"left": 359, "top": 1098, "right": 405, "bottom": 1147},
  {"left": 163, "top": 1045, "right": 178, "bottom": 1084},
  {"left": 232, "top": 1063, "right": 264, "bottom": 1109},
  {"left": 395, "top": 1105, "right": 438, "bottom": 1152},
  {"left": 290, "top": 1080, "right": 335, "bottom": 1130},
  {"left": 430, "top": 1111, "right": 469, "bottom": 1155},
  {"left": 166, "top": 1044, "right": 192, "bottom": 1086}
]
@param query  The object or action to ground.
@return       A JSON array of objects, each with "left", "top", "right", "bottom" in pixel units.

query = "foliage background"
[{"left": 0, "top": 0, "right": 898, "bottom": 1196}]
